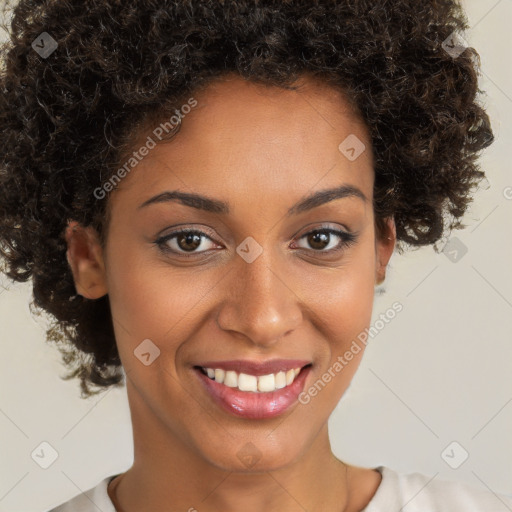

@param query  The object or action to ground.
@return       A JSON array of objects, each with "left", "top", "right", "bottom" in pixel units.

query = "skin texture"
[{"left": 65, "top": 74, "right": 395, "bottom": 512}]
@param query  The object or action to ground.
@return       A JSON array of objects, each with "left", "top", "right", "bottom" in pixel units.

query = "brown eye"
[
  {"left": 295, "top": 228, "right": 357, "bottom": 254},
  {"left": 176, "top": 232, "right": 203, "bottom": 252},
  {"left": 156, "top": 229, "right": 218, "bottom": 256},
  {"left": 306, "top": 231, "right": 331, "bottom": 250}
]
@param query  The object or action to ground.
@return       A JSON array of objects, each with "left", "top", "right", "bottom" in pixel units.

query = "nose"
[{"left": 215, "top": 246, "right": 304, "bottom": 348}]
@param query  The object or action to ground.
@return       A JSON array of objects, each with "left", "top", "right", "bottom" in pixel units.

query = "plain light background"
[{"left": 0, "top": 0, "right": 511, "bottom": 510}]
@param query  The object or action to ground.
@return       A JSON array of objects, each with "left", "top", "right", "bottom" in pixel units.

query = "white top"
[{"left": 47, "top": 466, "right": 512, "bottom": 512}]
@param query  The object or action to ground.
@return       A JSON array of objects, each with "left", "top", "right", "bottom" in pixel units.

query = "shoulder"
[
  {"left": 362, "top": 466, "right": 512, "bottom": 512},
  {"left": 47, "top": 475, "right": 118, "bottom": 512}
]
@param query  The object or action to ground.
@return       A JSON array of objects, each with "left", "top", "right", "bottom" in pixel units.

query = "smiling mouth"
[
  {"left": 193, "top": 362, "right": 313, "bottom": 419},
  {"left": 195, "top": 363, "right": 312, "bottom": 393}
]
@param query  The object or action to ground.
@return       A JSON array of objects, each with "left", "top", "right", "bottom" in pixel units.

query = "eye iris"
[
  {"left": 177, "top": 232, "right": 202, "bottom": 252},
  {"left": 308, "top": 231, "right": 330, "bottom": 250}
]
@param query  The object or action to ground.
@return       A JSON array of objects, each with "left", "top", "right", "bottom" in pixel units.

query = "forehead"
[{"left": 114, "top": 73, "right": 374, "bottom": 208}]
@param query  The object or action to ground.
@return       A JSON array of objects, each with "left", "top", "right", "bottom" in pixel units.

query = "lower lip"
[{"left": 194, "top": 365, "right": 312, "bottom": 419}]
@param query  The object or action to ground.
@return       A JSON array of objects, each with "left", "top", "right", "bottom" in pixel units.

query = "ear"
[
  {"left": 375, "top": 217, "right": 396, "bottom": 286},
  {"left": 64, "top": 220, "right": 108, "bottom": 299}
]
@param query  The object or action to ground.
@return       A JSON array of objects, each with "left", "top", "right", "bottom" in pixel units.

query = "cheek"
[
  {"left": 305, "top": 238, "right": 376, "bottom": 386},
  {"left": 313, "top": 238, "right": 376, "bottom": 336},
  {"left": 292, "top": 249, "right": 377, "bottom": 426},
  {"left": 104, "top": 242, "right": 226, "bottom": 364}
]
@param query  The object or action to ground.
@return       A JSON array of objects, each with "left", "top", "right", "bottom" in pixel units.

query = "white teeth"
[
  {"left": 214, "top": 368, "right": 225, "bottom": 383},
  {"left": 238, "top": 373, "right": 257, "bottom": 391},
  {"left": 224, "top": 370, "right": 238, "bottom": 387},
  {"left": 258, "top": 373, "right": 275, "bottom": 392},
  {"left": 275, "top": 371, "right": 287, "bottom": 389},
  {"left": 202, "top": 366, "right": 304, "bottom": 393}
]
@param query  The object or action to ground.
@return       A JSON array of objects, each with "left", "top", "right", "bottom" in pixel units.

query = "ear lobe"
[
  {"left": 65, "top": 221, "right": 108, "bottom": 299},
  {"left": 375, "top": 217, "right": 396, "bottom": 286}
]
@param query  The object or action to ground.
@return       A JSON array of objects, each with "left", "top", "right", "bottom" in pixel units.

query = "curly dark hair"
[{"left": 0, "top": 0, "right": 494, "bottom": 398}]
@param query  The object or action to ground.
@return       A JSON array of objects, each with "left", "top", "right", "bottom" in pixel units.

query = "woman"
[{"left": 0, "top": 0, "right": 509, "bottom": 510}]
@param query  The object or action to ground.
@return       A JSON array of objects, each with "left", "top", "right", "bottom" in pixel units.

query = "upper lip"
[{"left": 194, "top": 359, "right": 312, "bottom": 376}]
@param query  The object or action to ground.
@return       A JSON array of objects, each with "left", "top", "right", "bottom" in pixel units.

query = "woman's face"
[{"left": 70, "top": 73, "right": 395, "bottom": 472}]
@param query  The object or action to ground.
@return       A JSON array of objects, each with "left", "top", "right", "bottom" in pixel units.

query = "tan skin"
[{"left": 65, "top": 73, "right": 396, "bottom": 512}]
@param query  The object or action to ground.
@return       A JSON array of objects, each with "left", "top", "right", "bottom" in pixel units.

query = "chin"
[{"left": 201, "top": 439, "right": 304, "bottom": 473}]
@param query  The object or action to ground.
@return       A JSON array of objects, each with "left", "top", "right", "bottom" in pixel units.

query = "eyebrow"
[{"left": 138, "top": 184, "right": 367, "bottom": 216}]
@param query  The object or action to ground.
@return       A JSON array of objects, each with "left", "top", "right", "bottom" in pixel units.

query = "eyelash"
[{"left": 154, "top": 225, "right": 358, "bottom": 259}]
